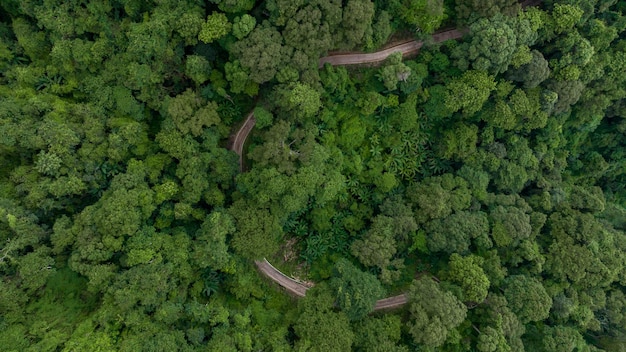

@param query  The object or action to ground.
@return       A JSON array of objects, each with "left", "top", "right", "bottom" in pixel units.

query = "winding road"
[
  {"left": 234, "top": 28, "right": 469, "bottom": 310},
  {"left": 231, "top": 0, "right": 543, "bottom": 311},
  {"left": 255, "top": 258, "right": 409, "bottom": 311},
  {"left": 232, "top": 27, "right": 469, "bottom": 172}
]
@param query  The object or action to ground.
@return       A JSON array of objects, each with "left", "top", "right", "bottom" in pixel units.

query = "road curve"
[
  {"left": 255, "top": 259, "right": 310, "bottom": 297},
  {"left": 239, "top": 27, "right": 470, "bottom": 310},
  {"left": 255, "top": 258, "right": 411, "bottom": 311},
  {"left": 231, "top": 28, "right": 469, "bottom": 171},
  {"left": 229, "top": 0, "right": 543, "bottom": 170}
]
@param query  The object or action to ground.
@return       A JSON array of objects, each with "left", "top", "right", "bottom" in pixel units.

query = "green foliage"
[
  {"left": 523, "top": 325, "right": 592, "bottom": 352},
  {"left": 338, "top": 0, "right": 375, "bottom": 49},
  {"left": 440, "top": 122, "right": 479, "bottom": 159},
  {"left": 224, "top": 60, "right": 258, "bottom": 96},
  {"left": 231, "top": 24, "right": 286, "bottom": 84},
  {"left": 209, "top": 0, "right": 256, "bottom": 13},
  {"left": 408, "top": 173, "right": 472, "bottom": 223},
  {"left": 504, "top": 275, "right": 552, "bottom": 323},
  {"left": 507, "top": 50, "right": 550, "bottom": 88},
  {"left": 407, "top": 278, "right": 468, "bottom": 348},
  {"left": 294, "top": 286, "right": 355, "bottom": 351},
  {"left": 455, "top": 0, "right": 519, "bottom": 25},
  {"left": 377, "top": 52, "right": 412, "bottom": 91},
  {"left": 253, "top": 106, "right": 273, "bottom": 129},
  {"left": 426, "top": 210, "right": 490, "bottom": 254},
  {"left": 273, "top": 82, "right": 322, "bottom": 121},
  {"left": 232, "top": 14, "right": 256, "bottom": 40},
  {"left": 1, "top": 1, "right": 626, "bottom": 350},
  {"left": 12, "top": 18, "right": 50, "bottom": 62},
  {"left": 193, "top": 211, "right": 235, "bottom": 272},
  {"left": 353, "top": 315, "right": 407, "bottom": 352},
  {"left": 330, "top": 258, "right": 385, "bottom": 320},
  {"left": 199, "top": 12, "right": 232, "bottom": 44},
  {"left": 166, "top": 89, "right": 221, "bottom": 137},
  {"left": 176, "top": 11, "right": 204, "bottom": 46},
  {"left": 444, "top": 253, "right": 490, "bottom": 303},
  {"left": 445, "top": 70, "right": 496, "bottom": 116},
  {"left": 229, "top": 201, "right": 283, "bottom": 260},
  {"left": 551, "top": 4, "right": 584, "bottom": 35},
  {"left": 390, "top": 0, "right": 447, "bottom": 34},
  {"left": 366, "top": 10, "right": 394, "bottom": 50},
  {"left": 477, "top": 326, "right": 511, "bottom": 352},
  {"left": 62, "top": 319, "right": 116, "bottom": 352},
  {"left": 489, "top": 204, "right": 532, "bottom": 248},
  {"left": 464, "top": 15, "right": 519, "bottom": 74},
  {"left": 185, "top": 55, "right": 211, "bottom": 85},
  {"left": 351, "top": 211, "right": 412, "bottom": 284}
]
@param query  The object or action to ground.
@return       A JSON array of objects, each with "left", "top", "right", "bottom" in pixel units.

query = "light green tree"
[
  {"left": 185, "top": 55, "right": 211, "bottom": 85},
  {"left": 294, "top": 285, "right": 355, "bottom": 352},
  {"left": 378, "top": 52, "right": 412, "bottom": 91},
  {"left": 199, "top": 12, "right": 232, "bottom": 44},
  {"left": 444, "top": 253, "right": 490, "bottom": 303},
  {"left": 232, "top": 14, "right": 256, "bottom": 40},
  {"left": 390, "top": 0, "right": 447, "bottom": 34},
  {"left": 445, "top": 70, "right": 496, "bottom": 116}
]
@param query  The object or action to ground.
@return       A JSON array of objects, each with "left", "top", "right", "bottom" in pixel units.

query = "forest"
[{"left": 1, "top": 0, "right": 626, "bottom": 351}]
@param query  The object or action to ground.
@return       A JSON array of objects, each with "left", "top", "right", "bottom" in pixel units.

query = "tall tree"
[
  {"left": 294, "top": 285, "right": 355, "bottom": 351},
  {"left": 445, "top": 70, "right": 496, "bottom": 117},
  {"left": 503, "top": 275, "right": 552, "bottom": 323},
  {"left": 444, "top": 253, "right": 490, "bottom": 304},
  {"left": 389, "top": 0, "right": 447, "bottom": 34},
  {"left": 407, "top": 278, "right": 468, "bottom": 348},
  {"left": 199, "top": 12, "right": 232, "bottom": 44},
  {"left": 231, "top": 23, "right": 287, "bottom": 84},
  {"left": 330, "top": 258, "right": 385, "bottom": 320}
]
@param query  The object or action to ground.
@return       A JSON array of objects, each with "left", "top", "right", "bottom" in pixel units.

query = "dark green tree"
[
  {"left": 455, "top": 0, "right": 519, "bottom": 25},
  {"left": 445, "top": 70, "right": 496, "bottom": 116},
  {"left": 352, "top": 315, "right": 407, "bottom": 352}
]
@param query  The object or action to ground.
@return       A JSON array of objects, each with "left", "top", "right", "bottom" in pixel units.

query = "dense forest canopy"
[{"left": 1, "top": 0, "right": 626, "bottom": 351}]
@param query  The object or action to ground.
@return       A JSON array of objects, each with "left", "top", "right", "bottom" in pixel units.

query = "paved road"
[
  {"left": 255, "top": 258, "right": 411, "bottom": 311},
  {"left": 374, "top": 293, "right": 409, "bottom": 310},
  {"left": 230, "top": 110, "right": 255, "bottom": 171},
  {"left": 236, "top": 27, "right": 474, "bottom": 310},
  {"left": 255, "top": 259, "right": 310, "bottom": 297},
  {"left": 319, "top": 28, "right": 467, "bottom": 68},
  {"left": 232, "top": 28, "right": 469, "bottom": 171},
  {"left": 318, "top": 40, "right": 425, "bottom": 67}
]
